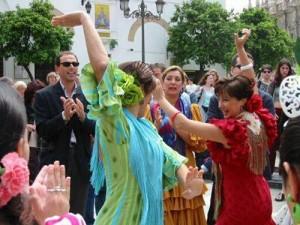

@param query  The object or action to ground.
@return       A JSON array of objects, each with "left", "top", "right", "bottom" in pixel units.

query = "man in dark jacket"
[{"left": 34, "top": 51, "right": 95, "bottom": 215}]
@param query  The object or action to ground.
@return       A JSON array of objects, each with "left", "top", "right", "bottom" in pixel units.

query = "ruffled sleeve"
[
  {"left": 80, "top": 61, "right": 125, "bottom": 120},
  {"left": 161, "top": 142, "right": 187, "bottom": 191},
  {"left": 207, "top": 118, "right": 250, "bottom": 166}
]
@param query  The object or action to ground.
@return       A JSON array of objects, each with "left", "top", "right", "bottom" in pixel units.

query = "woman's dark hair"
[
  {"left": 0, "top": 83, "right": 36, "bottom": 224},
  {"left": 279, "top": 116, "right": 300, "bottom": 191},
  {"left": 215, "top": 75, "right": 253, "bottom": 101},
  {"left": 24, "top": 80, "right": 46, "bottom": 106},
  {"left": 0, "top": 82, "right": 27, "bottom": 159},
  {"left": 119, "top": 61, "right": 156, "bottom": 95},
  {"left": 274, "top": 58, "right": 293, "bottom": 86}
]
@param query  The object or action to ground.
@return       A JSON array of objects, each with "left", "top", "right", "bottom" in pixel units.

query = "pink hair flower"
[{"left": 0, "top": 152, "right": 29, "bottom": 207}]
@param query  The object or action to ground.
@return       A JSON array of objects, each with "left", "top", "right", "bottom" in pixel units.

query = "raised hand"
[
  {"left": 234, "top": 28, "right": 251, "bottom": 49},
  {"left": 51, "top": 11, "right": 88, "bottom": 28},
  {"left": 153, "top": 104, "right": 162, "bottom": 129},
  {"left": 181, "top": 167, "right": 204, "bottom": 200},
  {"left": 29, "top": 161, "right": 71, "bottom": 225},
  {"left": 152, "top": 79, "right": 165, "bottom": 102}
]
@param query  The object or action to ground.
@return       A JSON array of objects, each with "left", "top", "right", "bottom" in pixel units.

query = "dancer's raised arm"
[
  {"left": 235, "top": 28, "right": 255, "bottom": 83},
  {"left": 52, "top": 11, "right": 109, "bottom": 82},
  {"left": 153, "top": 80, "right": 228, "bottom": 146}
]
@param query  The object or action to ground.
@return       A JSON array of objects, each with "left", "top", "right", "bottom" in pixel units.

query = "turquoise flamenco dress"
[{"left": 80, "top": 61, "right": 187, "bottom": 225}]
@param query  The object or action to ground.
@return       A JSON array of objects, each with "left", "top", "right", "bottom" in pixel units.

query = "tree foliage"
[
  {"left": 236, "top": 8, "right": 294, "bottom": 71},
  {"left": 294, "top": 38, "right": 300, "bottom": 65},
  {"left": 167, "top": 0, "right": 236, "bottom": 74},
  {"left": 0, "top": 0, "right": 74, "bottom": 80}
]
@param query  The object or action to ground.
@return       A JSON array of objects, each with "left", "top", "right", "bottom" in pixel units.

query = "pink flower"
[
  {"left": 245, "top": 94, "right": 263, "bottom": 113},
  {"left": 0, "top": 152, "right": 29, "bottom": 207}
]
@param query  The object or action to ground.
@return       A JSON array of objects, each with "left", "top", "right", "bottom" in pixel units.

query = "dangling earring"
[{"left": 287, "top": 194, "right": 300, "bottom": 223}]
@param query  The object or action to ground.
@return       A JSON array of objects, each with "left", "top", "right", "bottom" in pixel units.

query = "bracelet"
[
  {"left": 240, "top": 63, "right": 253, "bottom": 71},
  {"left": 170, "top": 111, "right": 181, "bottom": 124}
]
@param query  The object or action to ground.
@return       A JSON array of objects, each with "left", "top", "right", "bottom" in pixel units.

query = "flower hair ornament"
[
  {"left": 279, "top": 74, "right": 300, "bottom": 118},
  {"left": 245, "top": 94, "right": 263, "bottom": 113},
  {"left": 0, "top": 152, "right": 29, "bottom": 207}
]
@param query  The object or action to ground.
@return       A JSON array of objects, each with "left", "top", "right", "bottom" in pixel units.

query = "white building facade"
[{"left": 0, "top": 0, "right": 226, "bottom": 81}]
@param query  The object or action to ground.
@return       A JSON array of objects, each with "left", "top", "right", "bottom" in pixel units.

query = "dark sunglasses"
[
  {"left": 60, "top": 62, "right": 79, "bottom": 67},
  {"left": 263, "top": 70, "right": 271, "bottom": 73}
]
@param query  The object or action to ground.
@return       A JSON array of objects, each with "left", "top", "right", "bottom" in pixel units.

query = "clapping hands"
[
  {"left": 61, "top": 97, "right": 86, "bottom": 122},
  {"left": 29, "top": 161, "right": 71, "bottom": 225}
]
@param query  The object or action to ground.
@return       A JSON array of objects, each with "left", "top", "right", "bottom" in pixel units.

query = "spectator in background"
[
  {"left": 46, "top": 71, "right": 59, "bottom": 86},
  {"left": 208, "top": 69, "right": 219, "bottom": 86},
  {"left": 268, "top": 58, "right": 294, "bottom": 202},
  {"left": 14, "top": 80, "right": 27, "bottom": 98},
  {"left": 0, "top": 76, "right": 14, "bottom": 86},
  {"left": 34, "top": 51, "right": 95, "bottom": 215},
  {"left": 258, "top": 64, "right": 273, "bottom": 92},
  {"left": 24, "top": 79, "right": 46, "bottom": 183},
  {"left": 151, "top": 63, "right": 166, "bottom": 82},
  {"left": 151, "top": 65, "right": 207, "bottom": 225},
  {"left": 185, "top": 77, "right": 199, "bottom": 95}
]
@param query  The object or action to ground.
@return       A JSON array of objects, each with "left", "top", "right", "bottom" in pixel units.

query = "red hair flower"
[
  {"left": 0, "top": 152, "right": 29, "bottom": 207},
  {"left": 245, "top": 94, "right": 263, "bottom": 113}
]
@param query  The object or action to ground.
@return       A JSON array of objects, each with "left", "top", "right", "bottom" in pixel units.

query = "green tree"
[
  {"left": 167, "top": 0, "right": 236, "bottom": 76},
  {"left": 236, "top": 8, "right": 294, "bottom": 71},
  {"left": 294, "top": 38, "right": 300, "bottom": 65},
  {"left": 0, "top": 0, "right": 73, "bottom": 80}
]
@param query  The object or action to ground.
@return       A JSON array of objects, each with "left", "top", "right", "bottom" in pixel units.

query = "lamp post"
[{"left": 120, "top": 0, "right": 165, "bottom": 62}]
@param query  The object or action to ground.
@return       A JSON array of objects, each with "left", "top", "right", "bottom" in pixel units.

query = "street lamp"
[{"left": 120, "top": 0, "right": 165, "bottom": 62}]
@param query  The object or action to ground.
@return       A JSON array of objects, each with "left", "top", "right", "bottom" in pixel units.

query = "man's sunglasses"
[
  {"left": 60, "top": 62, "right": 79, "bottom": 67},
  {"left": 263, "top": 70, "right": 271, "bottom": 73}
]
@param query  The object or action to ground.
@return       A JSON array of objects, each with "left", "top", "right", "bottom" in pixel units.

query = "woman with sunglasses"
[
  {"left": 258, "top": 64, "right": 273, "bottom": 93},
  {"left": 51, "top": 11, "right": 204, "bottom": 225}
]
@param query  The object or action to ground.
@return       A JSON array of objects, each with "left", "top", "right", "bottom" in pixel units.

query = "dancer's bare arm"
[{"left": 52, "top": 11, "right": 109, "bottom": 83}]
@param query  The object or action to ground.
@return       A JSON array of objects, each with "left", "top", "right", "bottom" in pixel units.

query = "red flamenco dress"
[{"left": 207, "top": 95, "right": 277, "bottom": 225}]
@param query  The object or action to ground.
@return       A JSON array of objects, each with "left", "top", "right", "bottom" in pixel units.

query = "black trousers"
[{"left": 68, "top": 144, "right": 90, "bottom": 215}]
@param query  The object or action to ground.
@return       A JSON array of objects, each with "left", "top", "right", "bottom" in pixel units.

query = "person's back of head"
[
  {"left": 0, "top": 82, "right": 35, "bottom": 225},
  {"left": 119, "top": 61, "right": 156, "bottom": 96},
  {"left": 279, "top": 116, "right": 300, "bottom": 224}
]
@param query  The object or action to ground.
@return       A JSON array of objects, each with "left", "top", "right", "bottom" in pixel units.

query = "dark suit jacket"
[
  {"left": 34, "top": 82, "right": 95, "bottom": 177},
  {"left": 207, "top": 90, "right": 275, "bottom": 121}
]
